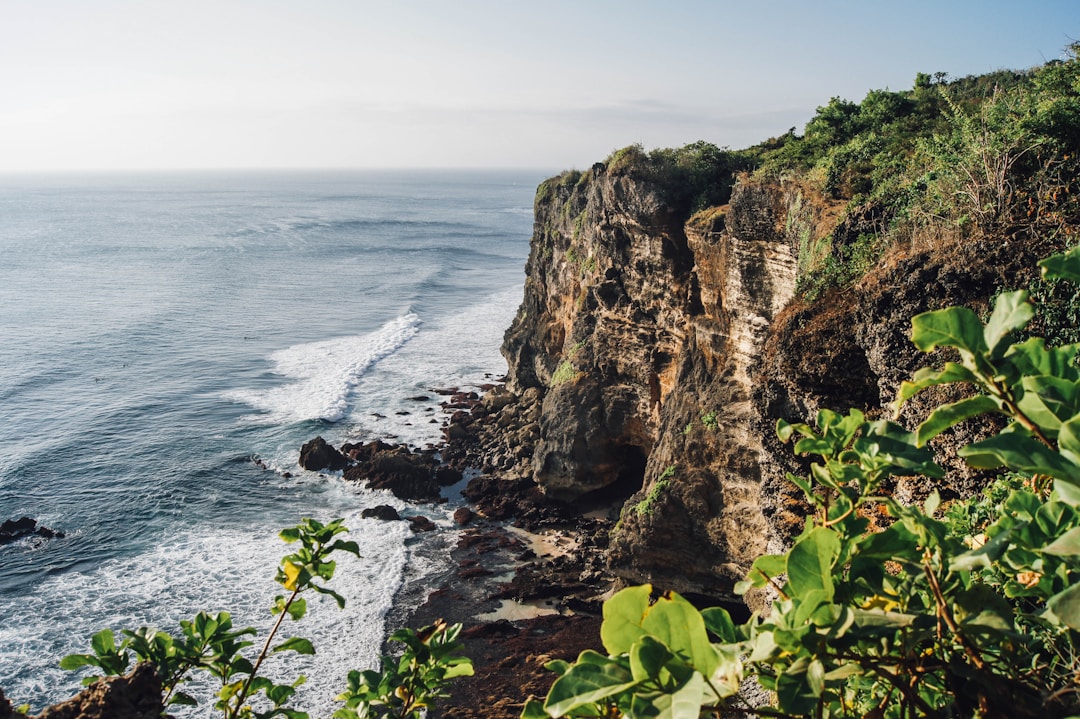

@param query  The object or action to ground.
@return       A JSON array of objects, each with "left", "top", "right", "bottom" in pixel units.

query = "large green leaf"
[
  {"left": 544, "top": 659, "right": 637, "bottom": 716},
  {"left": 915, "top": 396, "right": 1001, "bottom": 446},
  {"left": 649, "top": 672, "right": 705, "bottom": 719},
  {"left": 1047, "top": 582, "right": 1080, "bottom": 631},
  {"left": 600, "top": 584, "right": 651, "bottom": 655},
  {"left": 960, "top": 433, "right": 1080, "bottom": 481},
  {"left": 1016, "top": 376, "right": 1080, "bottom": 437},
  {"left": 701, "top": 607, "right": 736, "bottom": 643},
  {"left": 273, "top": 637, "right": 315, "bottom": 655},
  {"left": 786, "top": 527, "right": 840, "bottom": 601},
  {"left": 851, "top": 609, "right": 917, "bottom": 628},
  {"left": 911, "top": 306, "right": 988, "bottom": 359},
  {"left": 984, "top": 290, "right": 1034, "bottom": 357},
  {"left": 1007, "top": 337, "right": 1080, "bottom": 381},
  {"left": 1039, "top": 246, "right": 1080, "bottom": 284},
  {"left": 1055, "top": 417, "right": 1080, "bottom": 472},
  {"left": 641, "top": 592, "right": 719, "bottom": 676},
  {"left": 775, "top": 660, "right": 820, "bottom": 716},
  {"left": 1044, "top": 526, "right": 1080, "bottom": 556},
  {"left": 629, "top": 635, "right": 672, "bottom": 682},
  {"left": 861, "top": 421, "right": 945, "bottom": 477}
]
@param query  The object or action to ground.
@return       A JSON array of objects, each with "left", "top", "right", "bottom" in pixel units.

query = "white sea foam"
[
  {"left": 0, "top": 505, "right": 422, "bottom": 716},
  {"left": 343, "top": 287, "right": 523, "bottom": 446},
  {"left": 226, "top": 314, "right": 421, "bottom": 423}
]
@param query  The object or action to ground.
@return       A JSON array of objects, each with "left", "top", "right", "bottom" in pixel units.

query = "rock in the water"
[
  {"left": 361, "top": 505, "right": 401, "bottom": 521},
  {"left": 453, "top": 507, "right": 475, "bottom": 526},
  {"left": 343, "top": 444, "right": 441, "bottom": 501},
  {"left": 407, "top": 515, "right": 437, "bottom": 533},
  {"left": 298, "top": 436, "right": 349, "bottom": 472},
  {"left": 0, "top": 517, "right": 64, "bottom": 545}
]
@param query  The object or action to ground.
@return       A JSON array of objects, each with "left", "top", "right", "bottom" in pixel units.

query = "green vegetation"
[
  {"left": 633, "top": 465, "right": 676, "bottom": 517},
  {"left": 699, "top": 411, "right": 718, "bottom": 431},
  {"left": 753, "top": 44, "right": 1080, "bottom": 300},
  {"left": 525, "top": 246, "right": 1080, "bottom": 718},
  {"left": 60, "top": 518, "right": 471, "bottom": 719},
  {"left": 604, "top": 141, "right": 755, "bottom": 216},
  {"left": 551, "top": 360, "right": 580, "bottom": 386}
]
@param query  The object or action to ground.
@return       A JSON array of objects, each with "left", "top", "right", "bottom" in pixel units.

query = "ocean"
[{"left": 0, "top": 169, "right": 544, "bottom": 713}]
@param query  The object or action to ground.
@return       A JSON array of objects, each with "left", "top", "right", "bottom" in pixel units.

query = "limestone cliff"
[{"left": 463, "top": 154, "right": 1060, "bottom": 600}]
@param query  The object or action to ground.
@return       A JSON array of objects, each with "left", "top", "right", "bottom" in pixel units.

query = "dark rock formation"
[
  {"left": 6, "top": 663, "right": 164, "bottom": 719},
  {"left": 343, "top": 444, "right": 441, "bottom": 501},
  {"left": 0, "top": 517, "right": 64, "bottom": 545},
  {"left": 407, "top": 515, "right": 437, "bottom": 533},
  {"left": 361, "top": 505, "right": 401, "bottom": 521},
  {"left": 298, "top": 436, "right": 349, "bottom": 472}
]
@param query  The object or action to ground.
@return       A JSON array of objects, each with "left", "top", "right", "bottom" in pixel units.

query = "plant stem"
[{"left": 229, "top": 584, "right": 300, "bottom": 718}]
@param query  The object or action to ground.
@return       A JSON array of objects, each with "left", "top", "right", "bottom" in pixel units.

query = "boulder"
[
  {"left": 0, "top": 517, "right": 64, "bottom": 545},
  {"left": 32, "top": 662, "right": 162, "bottom": 719},
  {"left": 298, "top": 437, "right": 349, "bottom": 472},
  {"left": 361, "top": 505, "right": 401, "bottom": 521},
  {"left": 407, "top": 515, "right": 437, "bottom": 533},
  {"left": 343, "top": 445, "right": 440, "bottom": 501}
]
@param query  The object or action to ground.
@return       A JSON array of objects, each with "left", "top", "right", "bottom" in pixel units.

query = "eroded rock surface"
[{"left": 459, "top": 161, "right": 1057, "bottom": 599}]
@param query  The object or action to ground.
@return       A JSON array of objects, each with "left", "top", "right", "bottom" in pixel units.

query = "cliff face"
[{"left": 490, "top": 161, "right": 1057, "bottom": 598}]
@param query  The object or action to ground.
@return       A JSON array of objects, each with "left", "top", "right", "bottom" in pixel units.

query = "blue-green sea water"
[{"left": 0, "top": 169, "right": 543, "bottom": 712}]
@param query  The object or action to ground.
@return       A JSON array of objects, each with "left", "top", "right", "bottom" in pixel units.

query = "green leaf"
[
  {"left": 806, "top": 658, "right": 825, "bottom": 697},
  {"left": 1056, "top": 479, "right": 1080, "bottom": 507},
  {"left": 600, "top": 584, "right": 651, "bottom": 655},
  {"left": 520, "top": 698, "right": 549, "bottom": 719},
  {"left": 1047, "top": 582, "right": 1080, "bottom": 630},
  {"left": 273, "top": 637, "right": 315, "bottom": 655},
  {"left": 545, "top": 659, "right": 572, "bottom": 676},
  {"left": 279, "top": 527, "right": 301, "bottom": 542},
  {"left": 911, "top": 306, "right": 988, "bottom": 358},
  {"left": 950, "top": 526, "right": 1017, "bottom": 572},
  {"left": 897, "top": 362, "right": 979, "bottom": 404},
  {"left": 91, "top": 629, "right": 116, "bottom": 656},
  {"left": 641, "top": 592, "right": 719, "bottom": 676},
  {"left": 916, "top": 395, "right": 1001, "bottom": 446},
  {"left": 1045, "top": 526, "right": 1080, "bottom": 556},
  {"left": 629, "top": 635, "right": 672, "bottom": 681},
  {"left": 701, "top": 607, "right": 736, "bottom": 643},
  {"left": 1007, "top": 337, "right": 1080, "bottom": 380},
  {"left": 286, "top": 597, "right": 307, "bottom": 621},
  {"left": 960, "top": 433, "right": 1080, "bottom": 482},
  {"left": 823, "top": 663, "right": 864, "bottom": 681},
  {"left": 1040, "top": 246, "right": 1080, "bottom": 284},
  {"left": 775, "top": 662, "right": 819, "bottom": 716},
  {"left": 544, "top": 659, "right": 637, "bottom": 716},
  {"left": 168, "top": 691, "right": 199, "bottom": 707},
  {"left": 651, "top": 671, "right": 705, "bottom": 719},
  {"left": 983, "top": 290, "right": 1033, "bottom": 357},
  {"left": 786, "top": 527, "right": 840, "bottom": 601},
  {"left": 59, "top": 654, "right": 98, "bottom": 671},
  {"left": 852, "top": 609, "right": 917, "bottom": 628},
  {"left": 1057, "top": 417, "right": 1080, "bottom": 470},
  {"left": 329, "top": 539, "right": 361, "bottom": 557}
]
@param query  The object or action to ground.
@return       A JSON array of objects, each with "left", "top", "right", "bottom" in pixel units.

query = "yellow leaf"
[
  {"left": 283, "top": 561, "right": 302, "bottom": 590},
  {"left": 861, "top": 595, "right": 900, "bottom": 612}
]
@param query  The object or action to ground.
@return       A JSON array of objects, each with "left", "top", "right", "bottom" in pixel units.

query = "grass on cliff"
[{"left": 750, "top": 43, "right": 1080, "bottom": 303}]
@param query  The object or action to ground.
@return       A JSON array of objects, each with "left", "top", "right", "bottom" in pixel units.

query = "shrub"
[{"left": 525, "top": 247, "right": 1080, "bottom": 718}]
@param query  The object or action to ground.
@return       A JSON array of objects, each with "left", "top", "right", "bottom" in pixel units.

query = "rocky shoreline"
[{"left": 294, "top": 380, "right": 623, "bottom": 717}]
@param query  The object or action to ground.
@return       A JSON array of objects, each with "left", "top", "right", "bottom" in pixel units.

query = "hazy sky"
[{"left": 0, "top": 0, "right": 1076, "bottom": 171}]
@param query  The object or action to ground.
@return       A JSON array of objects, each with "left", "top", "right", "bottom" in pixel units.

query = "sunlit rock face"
[{"left": 497, "top": 159, "right": 1052, "bottom": 598}]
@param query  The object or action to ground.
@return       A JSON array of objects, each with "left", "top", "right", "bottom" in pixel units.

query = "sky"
[{"left": 0, "top": 0, "right": 1076, "bottom": 172}]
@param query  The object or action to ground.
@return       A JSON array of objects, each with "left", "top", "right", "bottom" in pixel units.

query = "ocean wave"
[
  {"left": 225, "top": 313, "right": 421, "bottom": 424},
  {"left": 0, "top": 509, "right": 413, "bottom": 716}
]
